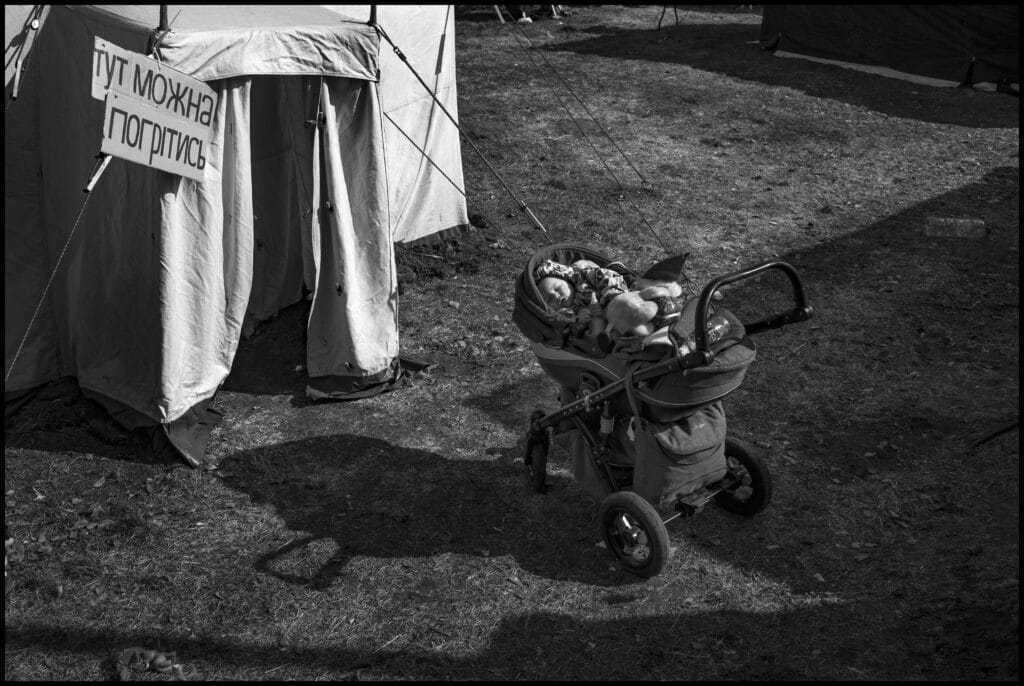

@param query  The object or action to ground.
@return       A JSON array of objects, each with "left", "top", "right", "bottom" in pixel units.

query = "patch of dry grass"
[{"left": 6, "top": 5, "right": 1019, "bottom": 682}]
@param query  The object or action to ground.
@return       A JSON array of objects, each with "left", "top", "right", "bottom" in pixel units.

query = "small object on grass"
[
  {"left": 114, "top": 646, "right": 185, "bottom": 680},
  {"left": 969, "top": 418, "right": 1018, "bottom": 448},
  {"left": 924, "top": 216, "right": 986, "bottom": 238}
]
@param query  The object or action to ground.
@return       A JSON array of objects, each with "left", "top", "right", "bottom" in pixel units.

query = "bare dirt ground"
[{"left": 5, "top": 6, "right": 1019, "bottom": 681}]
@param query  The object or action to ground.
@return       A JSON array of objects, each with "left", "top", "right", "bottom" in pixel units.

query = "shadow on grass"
[
  {"left": 464, "top": 166, "right": 1019, "bottom": 606},
  {"left": 215, "top": 433, "right": 625, "bottom": 586},
  {"left": 545, "top": 22, "right": 1019, "bottom": 128},
  {"left": 6, "top": 599, "right": 1017, "bottom": 680},
  {"left": 721, "top": 165, "right": 1020, "bottom": 453},
  {"left": 473, "top": 165, "right": 1018, "bottom": 452}
]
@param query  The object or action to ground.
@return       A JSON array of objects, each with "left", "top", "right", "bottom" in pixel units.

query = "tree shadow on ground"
[
  {"left": 6, "top": 599, "right": 1016, "bottom": 680},
  {"left": 472, "top": 165, "right": 1018, "bottom": 460},
  {"left": 215, "top": 433, "right": 627, "bottom": 587},
  {"left": 464, "top": 166, "right": 1019, "bottom": 614},
  {"left": 546, "top": 22, "right": 1019, "bottom": 128}
]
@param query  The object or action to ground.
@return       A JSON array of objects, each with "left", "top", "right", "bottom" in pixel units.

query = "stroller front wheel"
[
  {"left": 526, "top": 439, "right": 548, "bottom": 493},
  {"left": 599, "top": 491, "right": 670, "bottom": 578},
  {"left": 714, "top": 437, "right": 773, "bottom": 516},
  {"left": 524, "top": 408, "right": 549, "bottom": 494}
]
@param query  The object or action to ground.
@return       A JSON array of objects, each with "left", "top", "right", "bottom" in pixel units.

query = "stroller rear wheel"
[
  {"left": 599, "top": 491, "right": 670, "bottom": 578},
  {"left": 714, "top": 437, "right": 773, "bottom": 516}
]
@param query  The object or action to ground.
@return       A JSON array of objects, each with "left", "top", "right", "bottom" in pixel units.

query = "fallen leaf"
[{"left": 92, "top": 476, "right": 106, "bottom": 488}]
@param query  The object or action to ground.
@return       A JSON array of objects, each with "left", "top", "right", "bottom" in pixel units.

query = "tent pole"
[
  {"left": 90, "top": 6, "right": 168, "bottom": 193},
  {"left": 369, "top": 5, "right": 377, "bottom": 25},
  {"left": 374, "top": 22, "right": 552, "bottom": 242}
]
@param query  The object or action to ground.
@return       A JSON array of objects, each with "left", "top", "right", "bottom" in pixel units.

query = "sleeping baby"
[
  {"left": 534, "top": 258, "right": 628, "bottom": 336},
  {"left": 535, "top": 259, "right": 627, "bottom": 309},
  {"left": 534, "top": 255, "right": 690, "bottom": 340}
]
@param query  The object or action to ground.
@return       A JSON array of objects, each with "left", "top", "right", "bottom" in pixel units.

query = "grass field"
[{"left": 5, "top": 5, "right": 1019, "bottom": 681}]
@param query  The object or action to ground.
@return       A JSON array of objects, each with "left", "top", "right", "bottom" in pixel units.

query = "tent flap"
[{"left": 156, "top": 24, "right": 380, "bottom": 83}]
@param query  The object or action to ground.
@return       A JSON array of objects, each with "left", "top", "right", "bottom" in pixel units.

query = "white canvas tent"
[{"left": 4, "top": 5, "right": 468, "bottom": 465}]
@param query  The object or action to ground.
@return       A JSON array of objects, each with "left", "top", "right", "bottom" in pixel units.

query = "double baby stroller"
[{"left": 512, "top": 244, "right": 813, "bottom": 577}]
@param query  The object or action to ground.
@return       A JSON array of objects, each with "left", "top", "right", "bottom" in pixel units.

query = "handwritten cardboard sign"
[{"left": 92, "top": 38, "right": 217, "bottom": 181}]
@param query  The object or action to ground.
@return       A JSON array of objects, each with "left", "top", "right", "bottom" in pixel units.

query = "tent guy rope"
[
  {"left": 372, "top": 21, "right": 553, "bottom": 245},
  {"left": 5, "top": 7, "right": 176, "bottom": 386},
  {"left": 380, "top": 110, "right": 525, "bottom": 254},
  {"left": 502, "top": 16, "right": 652, "bottom": 189},
  {"left": 4, "top": 194, "right": 96, "bottom": 385},
  {"left": 498, "top": 15, "right": 678, "bottom": 258}
]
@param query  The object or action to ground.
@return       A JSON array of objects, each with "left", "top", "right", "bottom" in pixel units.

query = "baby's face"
[{"left": 539, "top": 277, "right": 574, "bottom": 307}]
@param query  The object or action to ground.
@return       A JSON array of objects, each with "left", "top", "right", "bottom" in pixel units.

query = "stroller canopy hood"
[{"left": 513, "top": 244, "right": 636, "bottom": 348}]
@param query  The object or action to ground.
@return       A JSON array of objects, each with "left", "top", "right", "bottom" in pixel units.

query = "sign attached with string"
[{"left": 91, "top": 38, "right": 217, "bottom": 181}]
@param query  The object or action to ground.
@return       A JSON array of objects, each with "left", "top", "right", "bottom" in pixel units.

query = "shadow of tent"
[
  {"left": 7, "top": 599, "right": 1015, "bottom": 679},
  {"left": 545, "top": 23, "right": 1019, "bottom": 128},
  {"left": 215, "top": 433, "right": 623, "bottom": 586}
]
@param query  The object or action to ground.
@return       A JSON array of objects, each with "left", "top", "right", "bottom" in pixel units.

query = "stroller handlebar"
[{"left": 695, "top": 260, "right": 813, "bottom": 351}]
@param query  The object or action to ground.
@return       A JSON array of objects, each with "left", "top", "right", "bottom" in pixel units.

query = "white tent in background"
[
  {"left": 759, "top": 6, "right": 1019, "bottom": 93},
  {"left": 4, "top": 5, "right": 468, "bottom": 465}
]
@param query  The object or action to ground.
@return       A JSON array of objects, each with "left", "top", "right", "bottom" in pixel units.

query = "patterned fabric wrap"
[{"left": 534, "top": 259, "right": 627, "bottom": 309}]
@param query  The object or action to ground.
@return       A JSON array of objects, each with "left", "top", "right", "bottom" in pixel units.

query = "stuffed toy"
[
  {"left": 605, "top": 280, "right": 685, "bottom": 337},
  {"left": 605, "top": 254, "right": 689, "bottom": 338}
]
